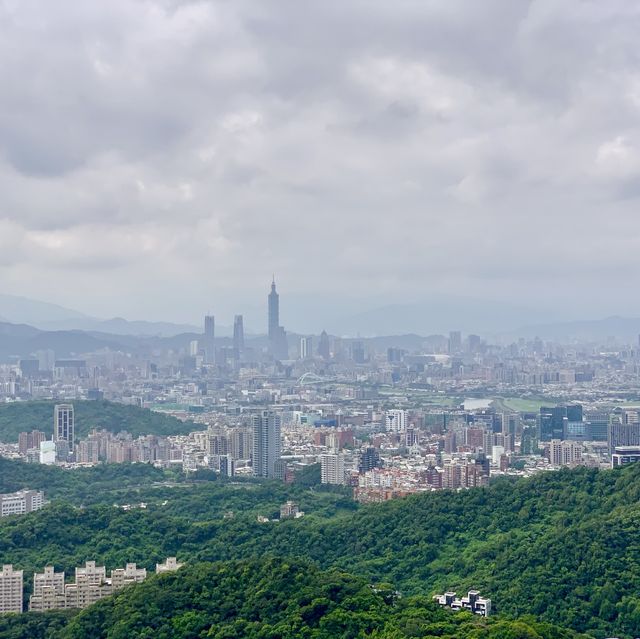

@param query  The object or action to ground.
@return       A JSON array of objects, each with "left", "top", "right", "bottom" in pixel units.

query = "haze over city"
[{"left": 1, "top": 1, "right": 640, "bottom": 329}]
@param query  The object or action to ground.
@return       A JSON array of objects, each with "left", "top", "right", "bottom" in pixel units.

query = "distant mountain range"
[
  {"left": 3, "top": 292, "right": 640, "bottom": 345},
  {"left": 0, "top": 294, "right": 201, "bottom": 337}
]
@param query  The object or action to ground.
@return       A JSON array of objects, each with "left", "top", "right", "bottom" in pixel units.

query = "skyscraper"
[
  {"left": 318, "top": 330, "right": 331, "bottom": 360},
  {"left": 233, "top": 315, "right": 244, "bottom": 359},
  {"left": 300, "top": 336, "right": 312, "bottom": 360},
  {"left": 0, "top": 565, "right": 23, "bottom": 613},
  {"left": 267, "top": 278, "right": 288, "bottom": 359},
  {"left": 268, "top": 277, "right": 279, "bottom": 342},
  {"left": 204, "top": 315, "right": 215, "bottom": 364},
  {"left": 251, "top": 410, "right": 282, "bottom": 479},
  {"left": 54, "top": 404, "right": 74, "bottom": 452}
]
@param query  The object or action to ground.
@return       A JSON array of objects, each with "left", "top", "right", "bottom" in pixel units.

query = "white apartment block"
[
  {"left": 386, "top": 409, "right": 407, "bottom": 433},
  {"left": 156, "top": 557, "right": 183, "bottom": 574},
  {"left": 321, "top": 453, "right": 345, "bottom": 485},
  {"left": 0, "top": 490, "right": 45, "bottom": 517},
  {"left": 0, "top": 565, "right": 23, "bottom": 614},
  {"left": 29, "top": 561, "right": 148, "bottom": 612},
  {"left": 549, "top": 439, "right": 583, "bottom": 466}
]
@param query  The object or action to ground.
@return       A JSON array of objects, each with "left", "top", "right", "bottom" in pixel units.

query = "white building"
[
  {"left": 29, "top": 566, "right": 65, "bottom": 611},
  {"left": 0, "top": 565, "right": 23, "bottom": 614},
  {"left": 156, "top": 557, "right": 183, "bottom": 574},
  {"left": 386, "top": 409, "right": 407, "bottom": 433},
  {"left": 40, "top": 440, "right": 56, "bottom": 465},
  {"left": 549, "top": 439, "right": 583, "bottom": 466},
  {"left": 252, "top": 411, "right": 283, "bottom": 479},
  {"left": 0, "top": 490, "right": 44, "bottom": 517},
  {"left": 321, "top": 453, "right": 345, "bottom": 485}
]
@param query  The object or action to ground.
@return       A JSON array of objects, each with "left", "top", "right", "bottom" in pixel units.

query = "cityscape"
[{"left": 2, "top": 1, "right": 640, "bottom": 638}]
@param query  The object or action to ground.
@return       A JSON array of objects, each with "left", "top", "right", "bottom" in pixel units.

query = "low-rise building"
[{"left": 0, "top": 490, "right": 44, "bottom": 517}]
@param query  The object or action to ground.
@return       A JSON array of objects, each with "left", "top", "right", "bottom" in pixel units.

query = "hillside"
[
  {"left": 0, "top": 559, "right": 587, "bottom": 639},
  {"left": 2, "top": 464, "right": 640, "bottom": 636},
  {"left": 0, "top": 400, "right": 198, "bottom": 442}
]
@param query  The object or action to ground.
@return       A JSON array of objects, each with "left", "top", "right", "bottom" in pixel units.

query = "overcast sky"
[{"left": 0, "top": 0, "right": 639, "bottom": 328}]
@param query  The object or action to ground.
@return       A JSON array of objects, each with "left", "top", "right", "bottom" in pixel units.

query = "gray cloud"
[{"left": 0, "top": 0, "right": 639, "bottom": 327}]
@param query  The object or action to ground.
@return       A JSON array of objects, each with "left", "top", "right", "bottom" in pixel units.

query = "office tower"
[
  {"left": 318, "top": 330, "right": 331, "bottom": 360},
  {"left": 0, "top": 565, "right": 23, "bottom": 613},
  {"left": 29, "top": 566, "right": 65, "bottom": 611},
  {"left": 233, "top": 315, "right": 245, "bottom": 358},
  {"left": 448, "top": 331, "right": 462, "bottom": 354},
  {"left": 189, "top": 340, "right": 199, "bottom": 357},
  {"left": 251, "top": 410, "right": 282, "bottom": 479},
  {"left": 321, "top": 453, "right": 345, "bottom": 485},
  {"left": 268, "top": 277, "right": 279, "bottom": 342},
  {"left": 467, "top": 334, "right": 482, "bottom": 353},
  {"left": 612, "top": 446, "right": 640, "bottom": 467},
  {"left": 300, "top": 336, "right": 312, "bottom": 360},
  {"left": 54, "top": 404, "right": 74, "bottom": 452},
  {"left": 608, "top": 416, "right": 640, "bottom": 451},
  {"left": 204, "top": 315, "right": 215, "bottom": 364},
  {"left": 386, "top": 409, "right": 407, "bottom": 432},
  {"left": 351, "top": 341, "right": 366, "bottom": 364}
]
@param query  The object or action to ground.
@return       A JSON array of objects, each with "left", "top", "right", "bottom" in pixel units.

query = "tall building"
[
  {"left": 448, "top": 331, "right": 462, "bottom": 354},
  {"left": 29, "top": 566, "right": 65, "bottom": 611},
  {"left": 268, "top": 277, "right": 279, "bottom": 342},
  {"left": 233, "top": 315, "right": 245, "bottom": 358},
  {"left": 386, "top": 410, "right": 407, "bottom": 433},
  {"left": 321, "top": 453, "right": 345, "bottom": 485},
  {"left": 54, "top": 404, "right": 74, "bottom": 452},
  {"left": 204, "top": 315, "right": 215, "bottom": 364},
  {"left": 0, "top": 565, "right": 23, "bottom": 613},
  {"left": 548, "top": 439, "right": 583, "bottom": 466},
  {"left": 267, "top": 278, "right": 288, "bottom": 359},
  {"left": 300, "top": 336, "right": 312, "bottom": 360},
  {"left": 318, "top": 330, "right": 331, "bottom": 360},
  {"left": 18, "top": 430, "right": 46, "bottom": 456},
  {"left": 252, "top": 410, "right": 282, "bottom": 479}
]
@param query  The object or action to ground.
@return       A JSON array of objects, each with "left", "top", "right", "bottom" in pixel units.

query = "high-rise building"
[
  {"left": 18, "top": 430, "right": 46, "bottom": 456},
  {"left": 358, "top": 447, "right": 381, "bottom": 473},
  {"left": 204, "top": 315, "right": 215, "bottom": 364},
  {"left": 386, "top": 410, "right": 407, "bottom": 433},
  {"left": 54, "top": 404, "right": 74, "bottom": 452},
  {"left": 268, "top": 277, "right": 279, "bottom": 342},
  {"left": 321, "top": 453, "right": 345, "bottom": 485},
  {"left": 233, "top": 315, "right": 245, "bottom": 358},
  {"left": 318, "top": 330, "right": 331, "bottom": 360},
  {"left": 251, "top": 411, "right": 282, "bottom": 479},
  {"left": 0, "top": 565, "right": 23, "bottom": 613},
  {"left": 29, "top": 566, "right": 65, "bottom": 611},
  {"left": 548, "top": 439, "right": 583, "bottom": 466},
  {"left": 300, "top": 336, "right": 312, "bottom": 360},
  {"left": 448, "top": 331, "right": 462, "bottom": 354}
]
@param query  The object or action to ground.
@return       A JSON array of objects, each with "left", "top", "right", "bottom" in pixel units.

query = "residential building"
[
  {"left": 321, "top": 453, "right": 345, "bottom": 485},
  {"left": 0, "top": 565, "right": 23, "bottom": 614},
  {"left": 156, "top": 557, "right": 183, "bottom": 574},
  {"left": 252, "top": 410, "right": 282, "bottom": 479}
]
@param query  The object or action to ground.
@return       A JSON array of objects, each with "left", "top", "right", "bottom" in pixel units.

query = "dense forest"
[
  {"left": 0, "top": 559, "right": 588, "bottom": 639},
  {"left": 3, "top": 460, "right": 640, "bottom": 636},
  {"left": 0, "top": 400, "right": 198, "bottom": 441}
]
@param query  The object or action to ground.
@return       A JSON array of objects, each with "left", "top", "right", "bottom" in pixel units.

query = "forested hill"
[
  {"left": 3, "top": 463, "right": 640, "bottom": 636},
  {"left": 0, "top": 558, "right": 588, "bottom": 639},
  {"left": 0, "top": 400, "right": 198, "bottom": 442}
]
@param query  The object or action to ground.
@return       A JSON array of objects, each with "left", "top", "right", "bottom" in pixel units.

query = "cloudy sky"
[{"left": 0, "top": 0, "right": 639, "bottom": 330}]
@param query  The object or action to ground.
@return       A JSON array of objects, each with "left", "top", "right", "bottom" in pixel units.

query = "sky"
[{"left": 0, "top": 0, "right": 640, "bottom": 331}]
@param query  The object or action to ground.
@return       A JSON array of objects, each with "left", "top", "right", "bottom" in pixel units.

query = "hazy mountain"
[
  {"left": 513, "top": 315, "right": 640, "bottom": 343},
  {"left": 0, "top": 293, "right": 203, "bottom": 336}
]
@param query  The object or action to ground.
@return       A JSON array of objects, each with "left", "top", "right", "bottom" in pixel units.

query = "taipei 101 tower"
[{"left": 268, "top": 277, "right": 287, "bottom": 359}]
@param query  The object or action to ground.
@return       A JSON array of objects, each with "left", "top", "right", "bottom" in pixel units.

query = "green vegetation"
[
  {"left": 0, "top": 400, "right": 199, "bottom": 442},
  {"left": 4, "top": 461, "right": 640, "bottom": 636},
  {"left": 0, "top": 559, "right": 587, "bottom": 639}
]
